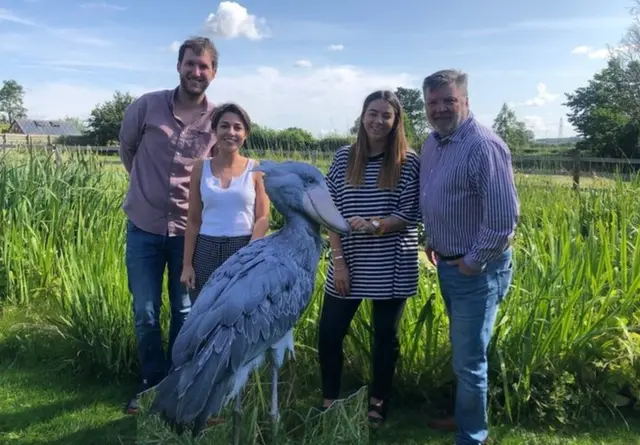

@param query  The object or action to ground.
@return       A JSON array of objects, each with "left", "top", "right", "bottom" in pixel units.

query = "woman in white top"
[{"left": 180, "top": 102, "right": 270, "bottom": 303}]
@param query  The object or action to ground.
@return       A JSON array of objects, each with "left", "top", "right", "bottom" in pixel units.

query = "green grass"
[
  {"left": 0, "top": 360, "right": 136, "bottom": 445},
  {"left": 1, "top": 148, "right": 640, "bottom": 444},
  {"left": 2, "top": 355, "right": 639, "bottom": 445}
]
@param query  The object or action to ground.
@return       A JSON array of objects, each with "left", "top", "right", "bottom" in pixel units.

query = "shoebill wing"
[{"left": 163, "top": 241, "right": 313, "bottom": 423}]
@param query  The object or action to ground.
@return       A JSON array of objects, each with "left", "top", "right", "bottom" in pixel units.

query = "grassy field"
[
  {"left": 1, "top": 148, "right": 640, "bottom": 444},
  {"left": 2, "top": 306, "right": 639, "bottom": 445}
]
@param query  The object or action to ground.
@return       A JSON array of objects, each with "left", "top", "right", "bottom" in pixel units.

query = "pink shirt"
[{"left": 118, "top": 88, "right": 216, "bottom": 236}]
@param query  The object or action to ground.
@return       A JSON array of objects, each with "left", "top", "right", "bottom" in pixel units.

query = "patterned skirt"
[{"left": 190, "top": 233, "right": 252, "bottom": 303}]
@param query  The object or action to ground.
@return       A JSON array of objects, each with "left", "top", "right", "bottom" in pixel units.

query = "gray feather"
[{"left": 149, "top": 161, "right": 334, "bottom": 435}]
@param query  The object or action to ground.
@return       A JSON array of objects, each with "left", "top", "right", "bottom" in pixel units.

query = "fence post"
[{"left": 572, "top": 148, "right": 581, "bottom": 191}]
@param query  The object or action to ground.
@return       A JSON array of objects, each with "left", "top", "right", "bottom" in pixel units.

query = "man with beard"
[
  {"left": 118, "top": 36, "right": 218, "bottom": 415},
  {"left": 418, "top": 69, "right": 519, "bottom": 445}
]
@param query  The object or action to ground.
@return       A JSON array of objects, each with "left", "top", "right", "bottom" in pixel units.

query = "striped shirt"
[
  {"left": 419, "top": 114, "right": 519, "bottom": 270},
  {"left": 325, "top": 145, "right": 421, "bottom": 300}
]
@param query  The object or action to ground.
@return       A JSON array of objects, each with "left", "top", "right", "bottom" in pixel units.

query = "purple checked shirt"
[
  {"left": 119, "top": 88, "right": 216, "bottom": 237},
  {"left": 419, "top": 113, "right": 519, "bottom": 270}
]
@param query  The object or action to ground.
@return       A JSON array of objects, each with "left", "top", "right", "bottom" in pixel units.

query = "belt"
[
  {"left": 435, "top": 251, "right": 464, "bottom": 261},
  {"left": 435, "top": 245, "right": 511, "bottom": 262}
]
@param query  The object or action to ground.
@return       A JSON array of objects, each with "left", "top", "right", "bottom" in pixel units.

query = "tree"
[
  {"left": 564, "top": 58, "right": 640, "bottom": 158},
  {"left": 395, "top": 87, "right": 427, "bottom": 139},
  {"left": 63, "top": 116, "right": 85, "bottom": 133},
  {"left": 616, "top": 0, "right": 640, "bottom": 106},
  {"left": 278, "top": 127, "right": 315, "bottom": 144},
  {"left": 349, "top": 117, "right": 360, "bottom": 136},
  {"left": 492, "top": 103, "right": 514, "bottom": 141},
  {"left": 492, "top": 103, "right": 534, "bottom": 151},
  {"left": 401, "top": 110, "right": 419, "bottom": 148},
  {"left": 561, "top": 0, "right": 640, "bottom": 158},
  {"left": 85, "top": 91, "right": 136, "bottom": 145},
  {"left": 0, "top": 80, "right": 27, "bottom": 123}
]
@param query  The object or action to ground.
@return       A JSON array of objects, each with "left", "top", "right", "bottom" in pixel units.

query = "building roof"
[{"left": 11, "top": 119, "right": 83, "bottom": 136}]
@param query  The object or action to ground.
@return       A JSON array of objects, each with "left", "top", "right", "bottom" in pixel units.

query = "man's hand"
[
  {"left": 446, "top": 257, "right": 482, "bottom": 276},
  {"left": 425, "top": 246, "right": 437, "bottom": 266}
]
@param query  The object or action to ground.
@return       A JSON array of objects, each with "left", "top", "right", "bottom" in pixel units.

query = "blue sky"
[{"left": 0, "top": 0, "right": 634, "bottom": 139}]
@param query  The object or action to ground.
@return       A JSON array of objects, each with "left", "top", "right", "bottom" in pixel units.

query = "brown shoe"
[
  {"left": 427, "top": 416, "right": 456, "bottom": 432},
  {"left": 428, "top": 417, "right": 491, "bottom": 444}
]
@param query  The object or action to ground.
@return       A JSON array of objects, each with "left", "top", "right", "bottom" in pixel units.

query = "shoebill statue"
[{"left": 149, "top": 160, "right": 351, "bottom": 442}]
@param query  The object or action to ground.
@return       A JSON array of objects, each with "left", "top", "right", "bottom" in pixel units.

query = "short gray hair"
[{"left": 422, "top": 69, "right": 468, "bottom": 96}]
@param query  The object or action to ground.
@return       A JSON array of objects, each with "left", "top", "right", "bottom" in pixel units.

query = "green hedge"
[{"left": 246, "top": 125, "right": 353, "bottom": 153}]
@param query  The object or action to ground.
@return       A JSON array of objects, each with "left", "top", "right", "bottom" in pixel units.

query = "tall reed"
[{"left": 1, "top": 149, "right": 639, "bottom": 433}]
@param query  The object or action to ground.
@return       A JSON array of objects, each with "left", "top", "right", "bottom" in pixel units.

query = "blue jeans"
[
  {"left": 125, "top": 220, "right": 191, "bottom": 388},
  {"left": 436, "top": 248, "right": 514, "bottom": 445}
]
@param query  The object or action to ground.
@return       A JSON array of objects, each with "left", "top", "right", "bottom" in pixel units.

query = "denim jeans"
[
  {"left": 125, "top": 220, "right": 191, "bottom": 388},
  {"left": 436, "top": 247, "right": 514, "bottom": 445}
]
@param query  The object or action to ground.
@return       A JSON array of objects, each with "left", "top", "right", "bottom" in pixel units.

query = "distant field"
[{"left": 1, "top": 147, "right": 626, "bottom": 191}]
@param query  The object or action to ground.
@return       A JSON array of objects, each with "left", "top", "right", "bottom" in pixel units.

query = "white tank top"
[{"left": 199, "top": 158, "right": 256, "bottom": 237}]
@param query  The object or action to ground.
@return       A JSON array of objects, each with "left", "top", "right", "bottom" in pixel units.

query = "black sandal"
[{"left": 367, "top": 402, "right": 386, "bottom": 427}]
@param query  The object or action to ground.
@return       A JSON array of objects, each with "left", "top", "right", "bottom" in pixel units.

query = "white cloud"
[
  {"left": 587, "top": 48, "right": 610, "bottom": 59},
  {"left": 294, "top": 59, "right": 312, "bottom": 68},
  {"left": 21, "top": 82, "right": 156, "bottom": 121},
  {"left": 0, "top": 8, "right": 112, "bottom": 47},
  {"left": 168, "top": 41, "right": 181, "bottom": 53},
  {"left": 570, "top": 44, "right": 632, "bottom": 60},
  {"left": 206, "top": 65, "right": 415, "bottom": 135},
  {"left": 0, "top": 8, "right": 36, "bottom": 26},
  {"left": 523, "top": 115, "right": 548, "bottom": 134},
  {"left": 328, "top": 44, "right": 344, "bottom": 51},
  {"left": 571, "top": 45, "right": 611, "bottom": 59},
  {"left": 28, "top": 58, "right": 173, "bottom": 73},
  {"left": 80, "top": 2, "right": 127, "bottom": 11},
  {"left": 513, "top": 83, "right": 558, "bottom": 107},
  {"left": 49, "top": 28, "right": 113, "bottom": 47},
  {"left": 20, "top": 65, "right": 416, "bottom": 137},
  {"left": 0, "top": 15, "right": 168, "bottom": 73},
  {"left": 204, "top": 1, "right": 269, "bottom": 41},
  {"left": 571, "top": 45, "right": 592, "bottom": 55},
  {"left": 461, "top": 16, "right": 630, "bottom": 37}
]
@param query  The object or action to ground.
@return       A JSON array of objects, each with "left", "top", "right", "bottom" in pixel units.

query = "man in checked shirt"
[
  {"left": 118, "top": 37, "right": 218, "bottom": 415},
  {"left": 419, "top": 69, "right": 520, "bottom": 445}
]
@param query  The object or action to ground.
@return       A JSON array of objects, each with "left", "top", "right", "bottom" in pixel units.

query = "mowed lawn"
[
  {"left": 2, "top": 357, "right": 640, "bottom": 445},
  {"left": 1, "top": 310, "right": 638, "bottom": 445}
]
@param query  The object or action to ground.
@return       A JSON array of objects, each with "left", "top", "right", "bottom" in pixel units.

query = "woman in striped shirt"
[{"left": 318, "top": 90, "right": 421, "bottom": 426}]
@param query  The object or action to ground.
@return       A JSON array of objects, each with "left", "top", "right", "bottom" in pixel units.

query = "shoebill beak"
[{"left": 302, "top": 184, "right": 351, "bottom": 236}]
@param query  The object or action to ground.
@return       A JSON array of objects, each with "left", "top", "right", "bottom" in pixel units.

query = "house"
[{"left": 7, "top": 119, "right": 83, "bottom": 136}]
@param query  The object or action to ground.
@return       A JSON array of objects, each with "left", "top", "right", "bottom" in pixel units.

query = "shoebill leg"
[
  {"left": 233, "top": 393, "right": 242, "bottom": 445},
  {"left": 271, "top": 363, "right": 280, "bottom": 441}
]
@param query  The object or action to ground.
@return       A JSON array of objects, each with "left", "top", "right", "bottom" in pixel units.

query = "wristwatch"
[{"left": 370, "top": 217, "right": 384, "bottom": 235}]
